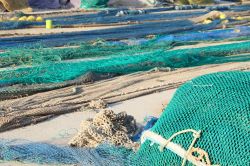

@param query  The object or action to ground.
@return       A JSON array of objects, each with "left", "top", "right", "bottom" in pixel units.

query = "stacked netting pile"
[
  {"left": 81, "top": 0, "right": 109, "bottom": 8},
  {"left": 133, "top": 71, "right": 250, "bottom": 165}
]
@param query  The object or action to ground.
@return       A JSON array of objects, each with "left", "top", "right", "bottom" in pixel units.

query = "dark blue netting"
[{"left": 0, "top": 20, "right": 220, "bottom": 49}]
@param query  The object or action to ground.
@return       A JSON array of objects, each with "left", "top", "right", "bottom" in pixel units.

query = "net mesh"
[
  {"left": 0, "top": 139, "right": 134, "bottom": 166},
  {"left": 0, "top": 8, "right": 206, "bottom": 30},
  {"left": 0, "top": 3, "right": 249, "bottom": 165},
  {"left": 1, "top": 62, "right": 248, "bottom": 133},
  {"left": 0, "top": 71, "right": 249, "bottom": 165},
  {"left": 133, "top": 71, "right": 250, "bottom": 165},
  {"left": 0, "top": 39, "right": 249, "bottom": 85},
  {"left": 0, "top": 19, "right": 221, "bottom": 48},
  {"left": 80, "top": 0, "right": 110, "bottom": 8}
]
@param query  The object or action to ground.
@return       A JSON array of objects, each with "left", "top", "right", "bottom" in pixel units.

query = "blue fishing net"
[
  {"left": 0, "top": 18, "right": 222, "bottom": 49},
  {"left": 0, "top": 139, "right": 134, "bottom": 166}
]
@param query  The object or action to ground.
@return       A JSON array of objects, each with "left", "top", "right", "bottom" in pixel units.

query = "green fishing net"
[
  {"left": 133, "top": 71, "right": 250, "bottom": 165},
  {"left": 81, "top": 0, "right": 109, "bottom": 8},
  {"left": 1, "top": 71, "right": 249, "bottom": 166},
  {"left": 0, "top": 40, "right": 173, "bottom": 68},
  {"left": 0, "top": 40, "right": 249, "bottom": 85}
]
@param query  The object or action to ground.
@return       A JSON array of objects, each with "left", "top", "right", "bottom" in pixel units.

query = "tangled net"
[{"left": 69, "top": 110, "right": 138, "bottom": 149}]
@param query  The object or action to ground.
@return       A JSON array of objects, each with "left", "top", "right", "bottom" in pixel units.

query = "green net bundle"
[
  {"left": 133, "top": 71, "right": 250, "bottom": 165},
  {"left": 81, "top": 0, "right": 109, "bottom": 9},
  {"left": 0, "top": 40, "right": 249, "bottom": 85},
  {"left": 0, "top": 40, "right": 173, "bottom": 69}
]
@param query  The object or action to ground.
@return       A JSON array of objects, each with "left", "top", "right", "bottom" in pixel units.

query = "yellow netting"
[{"left": 0, "top": 0, "right": 29, "bottom": 11}]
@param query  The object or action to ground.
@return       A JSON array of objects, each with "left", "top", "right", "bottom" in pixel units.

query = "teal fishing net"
[
  {"left": 0, "top": 40, "right": 249, "bottom": 85},
  {"left": 1, "top": 71, "right": 249, "bottom": 165},
  {"left": 133, "top": 71, "right": 250, "bottom": 165},
  {"left": 81, "top": 0, "right": 109, "bottom": 8}
]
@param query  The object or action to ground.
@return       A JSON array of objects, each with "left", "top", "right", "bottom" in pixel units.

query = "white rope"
[{"left": 141, "top": 129, "right": 217, "bottom": 166}]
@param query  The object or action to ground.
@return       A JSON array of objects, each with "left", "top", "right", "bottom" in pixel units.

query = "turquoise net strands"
[
  {"left": 0, "top": 40, "right": 249, "bottom": 85},
  {"left": 133, "top": 71, "right": 250, "bottom": 166},
  {"left": 80, "top": 0, "right": 109, "bottom": 8},
  {"left": 0, "top": 71, "right": 249, "bottom": 166}
]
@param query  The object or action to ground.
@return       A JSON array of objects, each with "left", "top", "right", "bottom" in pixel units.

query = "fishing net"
[
  {"left": 0, "top": 61, "right": 248, "bottom": 132},
  {"left": 0, "top": 21, "right": 43, "bottom": 30},
  {"left": 0, "top": 110, "right": 139, "bottom": 165},
  {"left": 69, "top": 110, "right": 138, "bottom": 149},
  {"left": 0, "top": 40, "right": 173, "bottom": 68},
  {"left": 0, "top": 139, "right": 134, "bottom": 165},
  {"left": 0, "top": 4, "right": 248, "bottom": 30},
  {"left": 1, "top": 26, "right": 249, "bottom": 70},
  {"left": 0, "top": 40, "right": 249, "bottom": 85},
  {"left": 133, "top": 71, "right": 250, "bottom": 165},
  {"left": 1, "top": 71, "right": 249, "bottom": 165},
  {"left": 80, "top": 0, "right": 109, "bottom": 8},
  {"left": 0, "top": 19, "right": 219, "bottom": 48},
  {"left": 0, "top": 7, "right": 207, "bottom": 30},
  {"left": 156, "top": 26, "right": 250, "bottom": 42}
]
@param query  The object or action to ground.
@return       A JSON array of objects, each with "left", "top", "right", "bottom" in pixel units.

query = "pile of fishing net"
[
  {"left": 81, "top": 0, "right": 109, "bottom": 8},
  {"left": 0, "top": 110, "right": 139, "bottom": 165},
  {"left": 69, "top": 110, "right": 138, "bottom": 150},
  {"left": 0, "top": 71, "right": 249, "bottom": 165},
  {"left": 133, "top": 71, "right": 250, "bottom": 165}
]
